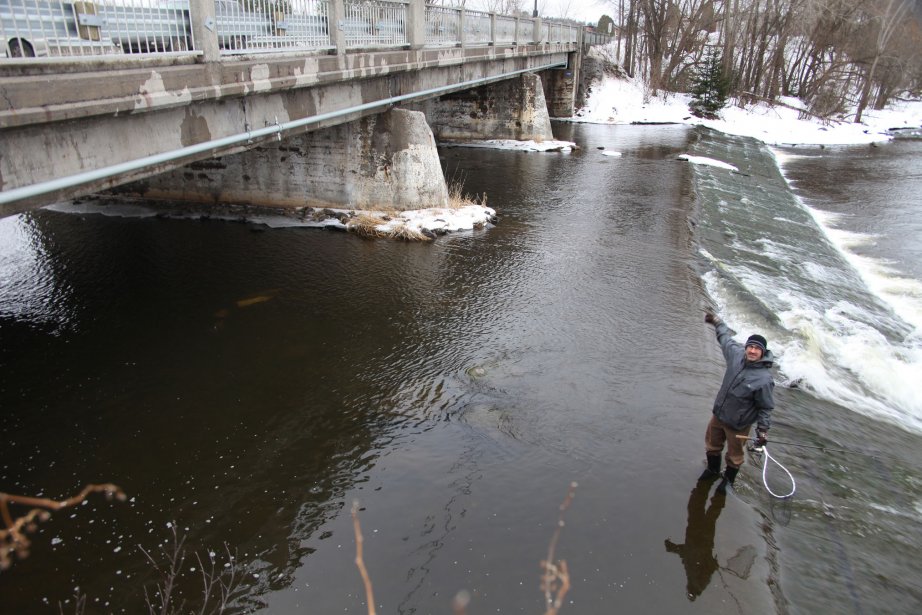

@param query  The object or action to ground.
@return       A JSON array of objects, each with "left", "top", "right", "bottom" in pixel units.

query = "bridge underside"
[
  {"left": 108, "top": 72, "right": 562, "bottom": 211},
  {"left": 0, "top": 45, "right": 575, "bottom": 216}
]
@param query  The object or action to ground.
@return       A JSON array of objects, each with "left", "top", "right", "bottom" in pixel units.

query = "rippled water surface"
[{"left": 1, "top": 124, "right": 920, "bottom": 614}]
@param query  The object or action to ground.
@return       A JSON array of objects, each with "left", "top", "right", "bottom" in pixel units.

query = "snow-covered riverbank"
[
  {"left": 430, "top": 65, "right": 921, "bottom": 237},
  {"left": 569, "top": 69, "right": 922, "bottom": 147}
]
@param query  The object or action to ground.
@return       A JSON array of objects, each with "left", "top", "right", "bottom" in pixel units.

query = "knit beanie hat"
[{"left": 746, "top": 334, "right": 768, "bottom": 352}]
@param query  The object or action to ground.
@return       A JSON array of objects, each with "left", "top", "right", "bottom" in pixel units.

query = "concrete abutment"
[
  {"left": 406, "top": 72, "right": 556, "bottom": 142},
  {"left": 543, "top": 52, "right": 582, "bottom": 118},
  {"left": 112, "top": 109, "right": 449, "bottom": 211}
]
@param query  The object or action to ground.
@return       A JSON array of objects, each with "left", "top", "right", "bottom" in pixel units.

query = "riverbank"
[
  {"left": 48, "top": 194, "right": 497, "bottom": 242},
  {"left": 569, "top": 69, "right": 922, "bottom": 147}
]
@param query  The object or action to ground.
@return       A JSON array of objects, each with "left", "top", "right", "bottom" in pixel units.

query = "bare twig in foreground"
[
  {"left": 541, "top": 481, "right": 578, "bottom": 615},
  {"left": 352, "top": 500, "right": 377, "bottom": 615},
  {"left": 57, "top": 590, "right": 87, "bottom": 615},
  {"left": 0, "top": 483, "right": 126, "bottom": 570},
  {"left": 140, "top": 524, "right": 187, "bottom": 615},
  {"left": 195, "top": 544, "right": 240, "bottom": 615},
  {"left": 140, "top": 525, "right": 241, "bottom": 615},
  {"left": 452, "top": 589, "right": 471, "bottom": 615}
]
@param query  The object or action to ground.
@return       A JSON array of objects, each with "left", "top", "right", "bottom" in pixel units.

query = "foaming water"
[
  {"left": 774, "top": 148, "right": 922, "bottom": 334},
  {"left": 691, "top": 131, "right": 922, "bottom": 433}
]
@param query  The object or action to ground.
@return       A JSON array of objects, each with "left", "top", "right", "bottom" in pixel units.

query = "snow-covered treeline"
[{"left": 598, "top": 0, "right": 921, "bottom": 122}]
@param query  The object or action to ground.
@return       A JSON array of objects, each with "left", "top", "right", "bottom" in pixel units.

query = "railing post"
[
  {"left": 514, "top": 16, "right": 519, "bottom": 46},
  {"left": 533, "top": 17, "right": 543, "bottom": 44},
  {"left": 459, "top": 7, "right": 466, "bottom": 48},
  {"left": 190, "top": 0, "right": 219, "bottom": 62},
  {"left": 407, "top": 0, "right": 425, "bottom": 49},
  {"left": 331, "top": 0, "right": 346, "bottom": 54},
  {"left": 489, "top": 12, "right": 496, "bottom": 46}
]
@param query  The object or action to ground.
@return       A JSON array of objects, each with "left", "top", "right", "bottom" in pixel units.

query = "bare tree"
[
  {"left": 473, "top": 0, "right": 527, "bottom": 14},
  {"left": 601, "top": 0, "right": 920, "bottom": 121},
  {"left": 853, "top": 0, "right": 912, "bottom": 121}
]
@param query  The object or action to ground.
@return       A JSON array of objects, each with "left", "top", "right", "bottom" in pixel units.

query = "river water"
[{"left": 0, "top": 123, "right": 920, "bottom": 613}]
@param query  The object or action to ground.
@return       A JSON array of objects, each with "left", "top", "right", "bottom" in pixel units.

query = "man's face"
[{"left": 745, "top": 344, "right": 764, "bottom": 362}]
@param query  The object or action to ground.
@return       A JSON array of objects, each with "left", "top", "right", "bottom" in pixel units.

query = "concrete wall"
[
  {"left": 407, "top": 72, "right": 554, "bottom": 142},
  {"left": 110, "top": 109, "right": 449, "bottom": 211}
]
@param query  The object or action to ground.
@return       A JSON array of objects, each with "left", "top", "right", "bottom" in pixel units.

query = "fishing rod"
[
  {"left": 736, "top": 436, "right": 795, "bottom": 499},
  {"left": 737, "top": 436, "right": 890, "bottom": 459}
]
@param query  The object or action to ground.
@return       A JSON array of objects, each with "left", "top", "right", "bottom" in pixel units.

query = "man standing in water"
[{"left": 701, "top": 313, "right": 775, "bottom": 494}]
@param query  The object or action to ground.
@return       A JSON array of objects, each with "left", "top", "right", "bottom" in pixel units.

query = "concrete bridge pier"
[
  {"left": 543, "top": 52, "right": 583, "bottom": 118},
  {"left": 407, "top": 72, "right": 555, "bottom": 142},
  {"left": 110, "top": 109, "right": 449, "bottom": 211}
]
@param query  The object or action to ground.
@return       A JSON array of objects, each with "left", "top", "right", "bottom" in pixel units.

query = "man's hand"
[
  {"left": 705, "top": 312, "right": 721, "bottom": 325},
  {"left": 755, "top": 430, "right": 768, "bottom": 447}
]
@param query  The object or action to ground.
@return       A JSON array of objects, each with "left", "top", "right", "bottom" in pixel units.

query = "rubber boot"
[
  {"left": 716, "top": 466, "right": 739, "bottom": 495},
  {"left": 698, "top": 454, "right": 721, "bottom": 481}
]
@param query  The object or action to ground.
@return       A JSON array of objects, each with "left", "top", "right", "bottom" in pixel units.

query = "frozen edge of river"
[{"left": 45, "top": 198, "right": 498, "bottom": 242}]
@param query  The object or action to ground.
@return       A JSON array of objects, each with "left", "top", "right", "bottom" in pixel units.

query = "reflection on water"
[
  {"left": 0, "top": 214, "right": 77, "bottom": 332},
  {"left": 665, "top": 480, "right": 727, "bottom": 600}
]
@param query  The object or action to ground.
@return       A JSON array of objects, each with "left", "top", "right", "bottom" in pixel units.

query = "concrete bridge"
[{"left": 1, "top": 0, "right": 607, "bottom": 217}]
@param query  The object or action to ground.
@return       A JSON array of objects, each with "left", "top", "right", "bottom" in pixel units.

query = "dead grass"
[
  {"left": 390, "top": 222, "right": 432, "bottom": 242},
  {"left": 357, "top": 204, "right": 400, "bottom": 216},
  {"left": 347, "top": 213, "right": 390, "bottom": 239},
  {"left": 344, "top": 176, "right": 489, "bottom": 242},
  {"left": 448, "top": 179, "right": 487, "bottom": 210},
  {"left": 347, "top": 213, "right": 433, "bottom": 242}
]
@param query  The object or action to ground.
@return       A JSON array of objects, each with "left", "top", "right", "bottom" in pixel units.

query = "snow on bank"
[
  {"left": 443, "top": 139, "right": 575, "bottom": 152},
  {"left": 676, "top": 154, "right": 738, "bottom": 172},
  {"left": 46, "top": 199, "right": 496, "bottom": 240},
  {"left": 570, "top": 60, "right": 922, "bottom": 146},
  {"left": 375, "top": 204, "right": 496, "bottom": 237}
]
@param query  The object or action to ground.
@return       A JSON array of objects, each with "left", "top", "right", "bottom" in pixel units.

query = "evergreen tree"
[
  {"left": 597, "top": 15, "right": 615, "bottom": 35},
  {"left": 689, "top": 46, "right": 730, "bottom": 120}
]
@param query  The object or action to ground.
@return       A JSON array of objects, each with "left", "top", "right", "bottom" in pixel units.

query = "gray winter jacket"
[{"left": 711, "top": 322, "right": 775, "bottom": 431}]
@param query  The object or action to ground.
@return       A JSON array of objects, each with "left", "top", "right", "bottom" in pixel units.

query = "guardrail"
[
  {"left": 581, "top": 30, "right": 612, "bottom": 48},
  {"left": 1, "top": 0, "right": 590, "bottom": 61}
]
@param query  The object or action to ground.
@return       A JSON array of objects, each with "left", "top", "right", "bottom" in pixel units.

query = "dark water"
[{"left": 0, "top": 124, "right": 919, "bottom": 613}]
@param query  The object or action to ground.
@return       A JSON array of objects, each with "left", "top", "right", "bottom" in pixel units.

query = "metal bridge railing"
[
  {"left": 462, "top": 8, "right": 489, "bottom": 46},
  {"left": 582, "top": 30, "right": 612, "bottom": 47},
  {"left": 341, "top": 0, "right": 406, "bottom": 50},
  {"left": 2, "top": 0, "right": 587, "bottom": 61},
  {"left": 423, "top": 3, "right": 458, "bottom": 47},
  {"left": 517, "top": 17, "right": 532, "bottom": 43},
  {"left": 219, "top": 0, "right": 332, "bottom": 54},
  {"left": 0, "top": 0, "right": 184, "bottom": 57},
  {"left": 493, "top": 14, "right": 514, "bottom": 44}
]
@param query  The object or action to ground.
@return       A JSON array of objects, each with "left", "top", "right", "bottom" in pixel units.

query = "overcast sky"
[
  {"left": 463, "top": 1, "right": 608, "bottom": 23},
  {"left": 543, "top": 0, "right": 607, "bottom": 22}
]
